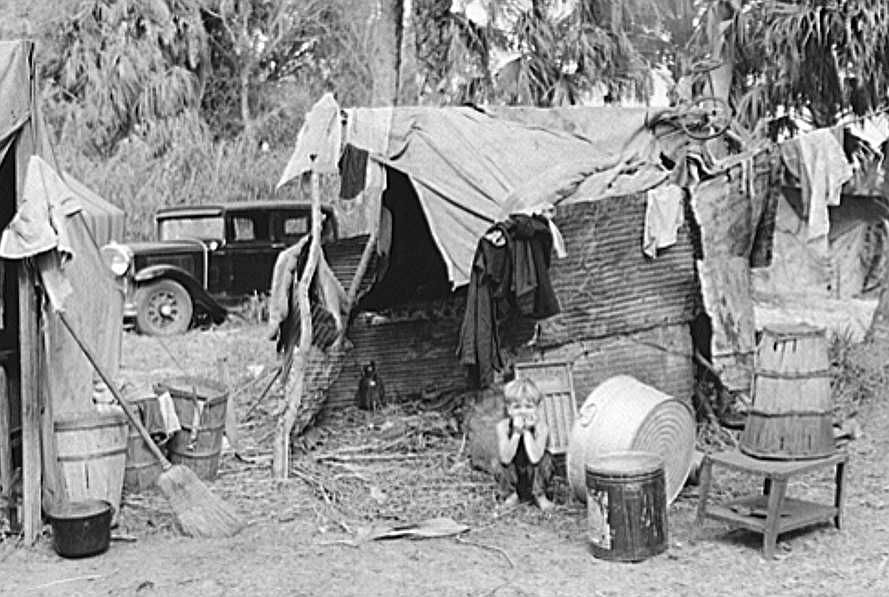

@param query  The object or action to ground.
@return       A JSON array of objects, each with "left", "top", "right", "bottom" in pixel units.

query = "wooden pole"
[
  {"left": 38, "top": 306, "right": 65, "bottom": 512},
  {"left": 344, "top": 229, "right": 379, "bottom": 314},
  {"left": 19, "top": 261, "right": 41, "bottom": 544},
  {"left": 272, "top": 168, "right": 323, "bottom": 478},
  {"left": 0, "top": 364, "right": 12, "bottom": 524}
]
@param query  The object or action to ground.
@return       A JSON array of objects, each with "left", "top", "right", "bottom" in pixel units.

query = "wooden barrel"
[
  {"left": 566, "top": 376, "right": 695, "bottom": 504},
  {"left": 158, "top": 377, "right": 228, "bottom": 481},
  {"left": 123, "top": 394, "right": 164, "bottom": 492},
  {"left": 739, "top": 324, "right": 835, "bottom": 460},
  {"left": 54, "top": 411, "right": 128, "bottom": 519},
  {"left": 585, "top": 451, "right": 668, "bottom": 562}
]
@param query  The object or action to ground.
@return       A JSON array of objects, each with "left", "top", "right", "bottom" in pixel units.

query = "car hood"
[{"left": 126, "top": 240, "right": 213, "bottom": 255}]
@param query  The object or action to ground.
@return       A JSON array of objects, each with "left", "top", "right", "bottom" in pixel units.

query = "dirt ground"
[{"left": 2, "top": 322, "right": 888, "bottom": 596}]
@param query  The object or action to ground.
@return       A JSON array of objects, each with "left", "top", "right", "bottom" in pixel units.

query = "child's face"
[{"left": 507, "top": 398, "right": 539, "bottom": 423}]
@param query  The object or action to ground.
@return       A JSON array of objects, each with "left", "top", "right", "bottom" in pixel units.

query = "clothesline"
[{"left": 774, "top": 104, "right": 889, "bottom": 141}]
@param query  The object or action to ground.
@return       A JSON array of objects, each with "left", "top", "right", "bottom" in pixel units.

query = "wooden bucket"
[
  {"left": 54, "top": 411, "right": 128, "bottom": 519},
  {"left": 123, "top": 394, "right": 164, "bottom": 492},
  {"left": 158, "top": 377, "right": 228, "bottom": 481},
  {"left": 740, "top": 324, "right": 835, "bottom": 460},
  {"left": 585, "top": 451, "right": 668, "bottom": 562},
  {"left": 566, "top": 375, "right": 695, "bottom": 505}
]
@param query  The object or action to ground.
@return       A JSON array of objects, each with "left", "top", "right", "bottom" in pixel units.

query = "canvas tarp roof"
[
  {"left": 279, "top": 94, "right": 668, "bottom": 287},
  {"left": 66, "top": 172, "right": 125, "bottom": 247},
  {"left": 0, "top": 41, "right": 31, "bottom": 164},
  {"left": 0, "top": 40, "right": 122, "bottom": 418}
]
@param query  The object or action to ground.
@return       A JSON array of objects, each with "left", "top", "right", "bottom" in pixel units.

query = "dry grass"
[
  {"left": 117, "top": 324, "right": 889, "bottom": 544},
  {"left": 117, "top": 325, "right": 587, "bottom": 537},
  {"left": 830, "top": 334, "right": 889, "bottom": 421}
]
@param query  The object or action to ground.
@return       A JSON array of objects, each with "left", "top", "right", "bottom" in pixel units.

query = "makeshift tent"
[
  {"left": 66, "top": 172, "right": 126, "bottom": 247},
  {"left": 279, "top": 94, "right": 778, "bottom": 417},
  {"left": 0, "top": 40, "right": 124, "bottom": 545},
  {"left": 279, "top": 96, "right": 668, "bottom": 288}
]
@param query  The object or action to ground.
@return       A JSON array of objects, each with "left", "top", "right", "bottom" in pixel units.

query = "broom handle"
[{"left": 58, "top": 312, "right": 172, "bottom": 469}]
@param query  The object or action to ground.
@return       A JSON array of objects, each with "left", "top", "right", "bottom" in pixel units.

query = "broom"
[{"left": 58, "top": 312, "right": 245, "bottom": 538}]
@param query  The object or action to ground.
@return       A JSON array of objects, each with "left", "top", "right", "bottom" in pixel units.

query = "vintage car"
[{"left": 109, "top": 200, "right": 337, "bottom": 336}]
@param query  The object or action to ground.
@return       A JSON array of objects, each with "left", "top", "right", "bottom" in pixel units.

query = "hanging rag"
[
  {"left": 505, "top": 204, "right": 567, "bottom": 259},
  {"left": 276, "top": 93, "right": 342, "bottom": 187},
  {"left": 457, "top": 215, "right": 559, "bottom": 386},
  {"left": 156, "top": 390, "right": 182, "bottom": 436},
  {"left": 334, "top": 106, "right": 393, "bottom": 237},
  {"left": 0, "top": 155, "right": 79, "bottom": 261},
  {"left": 457, "top": 236, "right": 507, "bottom": 387},
  {"left": 507, "top": 215, "right": 560, "bottom": 318},
  {"left": 338, "top": 144, "right": 369, "bottom": 199},
  {"left": 781, "top": 128, "right": 853, "bottom": 240},
  {"left": 642, "top": 183, "right": 685, "bottom": 258}
]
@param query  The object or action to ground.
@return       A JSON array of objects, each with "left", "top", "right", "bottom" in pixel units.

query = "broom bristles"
[{"left": 157, "top": 465, "right": 245, "bottom": 538}]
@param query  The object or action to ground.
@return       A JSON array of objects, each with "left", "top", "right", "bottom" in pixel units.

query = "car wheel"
[{"left": 134, "top": 279, "right": 194, "bottom": 336}]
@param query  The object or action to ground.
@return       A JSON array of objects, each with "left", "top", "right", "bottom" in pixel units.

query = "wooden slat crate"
[{"left": 514, "top": 361, "right": 577, "bottom": 455}]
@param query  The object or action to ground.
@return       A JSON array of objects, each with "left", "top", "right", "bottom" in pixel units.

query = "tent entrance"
[
  {"left": 0, "top": 141, "right": 22, "bottom": 529},
  {"left": 359, "top": 167, "right": 451, "bottom": 311}
]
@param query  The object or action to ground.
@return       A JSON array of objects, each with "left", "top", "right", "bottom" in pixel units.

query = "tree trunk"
[
  {"left": 239, "top": 67, "right": 254, "bottom": 141},
  {"left": 369, "top": 0, "right": 401, "bottom": 106},
  {"left": 397, "top": 0, "right": 419, "bottom": 105}
]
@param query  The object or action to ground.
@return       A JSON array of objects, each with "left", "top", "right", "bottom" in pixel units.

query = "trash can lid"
[{"left": 585, "top": 451, "right": 664, "bottom": 477}]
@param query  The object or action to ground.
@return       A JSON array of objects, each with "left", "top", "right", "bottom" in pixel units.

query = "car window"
[
  {"left": 233, "top": 217, "right": 255, "bottom": 241},
  {"left": 158, "top": 216, "right": 224, "bottom": 241},
  {"left": 283, "top": 216, "right": 308, "bottom": 236},
  {"left": 229, "top": 212, "right": 269, "bottom": 242}
]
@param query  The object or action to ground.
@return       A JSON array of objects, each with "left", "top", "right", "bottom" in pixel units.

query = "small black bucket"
[
  {"left": 46, "top": 499, "right": 113, "bottom": 558},
  {"left": 585, "top": 451, "right": 668, "bottom": 562}
]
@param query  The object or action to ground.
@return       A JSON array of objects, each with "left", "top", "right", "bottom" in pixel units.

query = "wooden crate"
[{"left": 513, "top": 361, "right": 577, "bottom": 455}]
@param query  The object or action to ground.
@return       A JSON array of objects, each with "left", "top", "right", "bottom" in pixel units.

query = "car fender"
[{"left": 134, "top": 265, "right": 227, "bottom": 323}]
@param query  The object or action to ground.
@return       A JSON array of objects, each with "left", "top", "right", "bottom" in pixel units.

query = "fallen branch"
[
  {"left": 243, "top": 366, "right": 283, "bottom": 421},
  {"left": 290, "top": 465, "right": 337, "bottom": 505},
  {"left": 455, "top": 535, "right": 515, "bottom": 568},
  {"left": 315, "top": 452, "right": 426, "bottom": 463},
  {"left": 29, "top": 572, "right": 110, "bottom": 591}
]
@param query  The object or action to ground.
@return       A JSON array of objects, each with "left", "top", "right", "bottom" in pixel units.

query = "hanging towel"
[
  {"left": 642, "top": 183, "right": 685, "bottom": 258},
  {"left": 781, "top": 129, "right": 853, "bottom": 240},
  {"left": 156, "top": 390, "right": 181, "bottom": 436}
]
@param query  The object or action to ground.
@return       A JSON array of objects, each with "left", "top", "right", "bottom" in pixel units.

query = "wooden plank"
[
  {"left": 706, "top": 496, "right": 838, "bottom": 536},
  {"left": 38, "top": 310, "right": 65, "bottom": 511},
  {"left": 19, "top": 263, "right": 41, "bottom": 544},
  {"left": 707, "top": 450, "right": 847, "bottom": 478},
  {"left": 0, "top": 363, "right": 12, "bottom": 524}
]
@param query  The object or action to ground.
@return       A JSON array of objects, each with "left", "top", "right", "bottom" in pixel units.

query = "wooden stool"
[{"left": 696, "top": 450, "right": 847, "bottom": 558}]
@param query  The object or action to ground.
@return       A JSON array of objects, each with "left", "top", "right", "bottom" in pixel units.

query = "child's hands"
[{"left": 510, "top": 415, "right": 526, "bottom": 434}]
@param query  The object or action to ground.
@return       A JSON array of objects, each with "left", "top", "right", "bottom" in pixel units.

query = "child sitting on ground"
[{"left": 494, "top": 377, "right": 554, "bottom": 512}]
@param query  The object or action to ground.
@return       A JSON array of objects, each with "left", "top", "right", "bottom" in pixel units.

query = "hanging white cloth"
[{"left": 642, "top": 183, "right": 684, "bottom": 258}]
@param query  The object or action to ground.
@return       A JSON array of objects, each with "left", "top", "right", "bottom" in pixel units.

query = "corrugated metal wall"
[
  {"left": 322, "top": 193, "right": 700, "bottom": 410},
  {"left": 325, "top": 304, "right": 468, "bottom": 409},
  {"left": 324, "top": 234, "right": 373, "bottom": 295},
  {"left": 517, "top": 323, "right": 695, "bottom": 403},
  {"left": 539, "top": 193, "right": 699, "bottom": 346}
]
